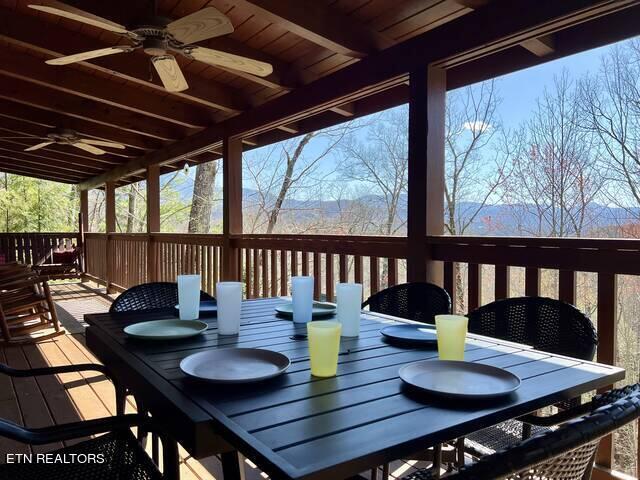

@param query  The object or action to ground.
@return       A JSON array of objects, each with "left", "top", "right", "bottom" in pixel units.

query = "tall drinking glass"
[
  {"left": 307, "top": 321, "right": 341, "bottom": 377},
  {"left": 177, "top": 274, "right": 200, "bottom": 320},
  {"left": 435, "top": 314, "right": 468, "bottom": 361},
  {"left": 336, "top": 283, "right": 362, "bottom": 337},
  {"left": 216, "top": 282, "right": 243, "bottom": 335},
  {"left": 292, "top": 276, "right": 314, "bottom": 324}
]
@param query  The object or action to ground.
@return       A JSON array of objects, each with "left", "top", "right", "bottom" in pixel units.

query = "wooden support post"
[
  {"left": 79, "top": 189, "right": 89, "bottom": 275},
  {"left": 407, "top": 65, "right": 445, "bottom": 285},
  {"left": 147, "top": 164, "right": 160, "bottom": 283},
  {"left": 222, "top": 137, "right": 243, "bottom": 281},
  {"left": 105, "top": 181, "right": 116, "bottom": 293}
]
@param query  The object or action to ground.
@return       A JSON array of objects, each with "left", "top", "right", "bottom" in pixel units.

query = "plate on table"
[
  {"left": 399, "top": 360, "right": 521, "bottom": 399},
  {"left": 275, "top": 301, "right": 336, "bottom": 318},
  {"left": 180, "top": 348, "right": 290, "bottom": 383},
  {"left": 380, "top": 324, "right": 437, "bottom": 346},
  {"left": 124, "top": 319, "right": 208, "bottom": 340},
  {"left": 174, "top": 300, "right": 218, "bottom": 317}
]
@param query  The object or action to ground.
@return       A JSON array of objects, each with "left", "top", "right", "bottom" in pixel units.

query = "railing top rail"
[
  {"left": 428, "top": 235, "right": 640, "bottom": 251},
  {"left": 0, "top": 232, "right": 80, "bottom": 238}
]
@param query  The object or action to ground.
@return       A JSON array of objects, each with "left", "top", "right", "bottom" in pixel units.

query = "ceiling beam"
[
  {"left": 235, "top": 0, "right": 394, "bottom": 57},
  {"left": 521, "top": 35, "right": 556, "bottom": 56},
  {"left": 0, "top": 100, "right": 162, "bottom": 151},
  {"left": 79, "top": 0, "right": 640, "bottom": 190},
  {"left": 0, "top": 76, "right": 188, "bottom": 141},
  {"left": 0, "top": 7, "right": 247, "bottom": 113},
  {"left": 0, "top": 47, "right": 213, "bottom": 129},
  {"left": 0, "top": 148, "right": 104, "bottom": 175}
]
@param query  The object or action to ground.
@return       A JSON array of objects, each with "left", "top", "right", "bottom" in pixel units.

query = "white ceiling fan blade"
[
  {"left": 79, "top": 138, "right": 126, "bottom": 149},
  {"left": 187, "top": 47, "right": 273, "bottom": 77},
  {"left": 152, "top": 55, "right": 189, "bottom": 92},
  {"left": 73, "top": 142, "right": 106, "bottom": 155},
  {"left": 46, "top": 46, "right": 129, "bottom": 65},
  {"left": 24, "top": 142, "right": 54, "bottom": 152},
  {"left": 28, "top": 2, "right": 128, "bottom": 34},
  {"left": 167, "top": 7, "right": 233, "bottom": 45}
]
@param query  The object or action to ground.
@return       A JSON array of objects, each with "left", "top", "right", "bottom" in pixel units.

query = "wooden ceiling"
[{"left": 1, "top": 0, "right": 639, "bottom": 187}]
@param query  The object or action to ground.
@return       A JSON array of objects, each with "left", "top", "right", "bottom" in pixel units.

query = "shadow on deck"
[{"left": 0, "top": 281, "right": 424, "bottom": 479}]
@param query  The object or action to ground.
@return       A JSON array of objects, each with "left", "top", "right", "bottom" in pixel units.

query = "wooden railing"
[
  {"left": 80, "top": 231, "right": 639, "bottom": 477},
  {"left": 0, "top": 232, "right": 80, "bottom": 266}
]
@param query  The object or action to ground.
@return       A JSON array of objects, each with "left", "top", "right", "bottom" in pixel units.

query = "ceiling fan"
[
  {"left": 0, "top": 129, "right": 126, "bottom": 155},
  {"left": 28, "top": 1, "right": 274, "bottom": 92}
]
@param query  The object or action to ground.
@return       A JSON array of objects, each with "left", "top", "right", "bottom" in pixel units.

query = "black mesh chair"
[
  {"left": 362, "top": 282, "right": 451, "bottom": 323},
  {"left": 110, "top": 281, "right": 216, "bottom": 313},
  {"left": 403, "top": 384, "right": 640, "bottom": 480},
  {"left": 0, "top": 362, "right": 178, "bottom": 480},
  {"left": 464, "top": 297, "right": 598, "bottom": 456}
]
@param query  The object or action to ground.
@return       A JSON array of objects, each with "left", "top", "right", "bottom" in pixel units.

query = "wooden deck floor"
[{"left": 0, "top": 281, "right": 428, "bottom": 479}]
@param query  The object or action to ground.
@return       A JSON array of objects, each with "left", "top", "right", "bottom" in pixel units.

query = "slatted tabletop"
[{"left": 85, "top": 297, "right": 624, "bottom": 480}]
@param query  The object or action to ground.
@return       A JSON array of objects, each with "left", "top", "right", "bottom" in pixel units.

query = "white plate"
[
  {"left": 180, "top": 348, "right": 290, "bottom": 383},
  {"left": 275, "top": 301, "right": 336, "bottom": 318}
]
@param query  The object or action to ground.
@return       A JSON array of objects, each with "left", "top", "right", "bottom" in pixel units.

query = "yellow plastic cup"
[
  {"left": 307, "top": 321, "right": 342, "bottom": 377},
  {"left": 435, "top": 314, "right": 468, "bottom": 361}
]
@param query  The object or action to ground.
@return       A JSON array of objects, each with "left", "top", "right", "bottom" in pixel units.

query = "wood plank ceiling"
[
  {"left": 0, "top": 0, "right": 639, "bottom": 187},
  {"left": 0, "top": 0, "right": 476, "bottom": 186}
]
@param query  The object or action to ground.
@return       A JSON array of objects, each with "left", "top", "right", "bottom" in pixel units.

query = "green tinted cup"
[
  {"left": 435, "top": 314, "right": 468, "bottom": 361},
  {"left": 307, "top": 321, "right": 342, "bottom": 377}
]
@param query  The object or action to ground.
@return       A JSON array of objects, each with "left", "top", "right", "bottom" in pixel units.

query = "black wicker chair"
[
  {"left": 362, "top": 282, "right": 451, "bottom": 323},
  {"left": 0, "top": 362, "right": 178, "bottom": 480},
  {"left": 110, "top": 281, "right": 216, "bottom": 313},
  {"left": 402, "top": 383, "right": 640, "bottom": 480},
  {"left": 463, "top": 297, "right": 598, "bottom": 457}
]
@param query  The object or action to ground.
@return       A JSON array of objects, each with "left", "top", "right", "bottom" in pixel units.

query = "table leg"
[
  {"left": 161, "top": 435, "right": 180, "bottom": 480},
  {"left": 221, "top": 451, "right": 245, "bottom": 480}
]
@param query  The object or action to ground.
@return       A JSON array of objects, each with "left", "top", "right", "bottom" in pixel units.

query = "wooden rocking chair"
[{"left": 0, "top": 270, "right": 63, "bottom": 343}]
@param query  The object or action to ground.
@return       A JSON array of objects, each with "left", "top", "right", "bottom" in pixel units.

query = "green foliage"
[{"left": 0, "top": 173, "right": 78, "bottom": 232}]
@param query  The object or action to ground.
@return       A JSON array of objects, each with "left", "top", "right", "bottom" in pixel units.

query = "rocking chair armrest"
[
  {"left": 0, "top": 414, "right": 148, "bottom": 445},
  {"left": 0, "top": 276, "right": 48, "bottom": 291},
  {"left": 0, "top": 362, "right": 111, "bottom": 379}
]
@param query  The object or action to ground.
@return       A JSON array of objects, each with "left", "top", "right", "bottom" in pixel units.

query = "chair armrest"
[
  {"left": 0, "top": 362, "right": 110, "bottom": 379},
  {"left": 518, "top": 402, "right": 592, "bottom": 427},
  {"left": 0, "top": 414, "right": 147, "bottom": 445},
  {"left": 0, "top": 276, "right": 49, "bottom": 291}
]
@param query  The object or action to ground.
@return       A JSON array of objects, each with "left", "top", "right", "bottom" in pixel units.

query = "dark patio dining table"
[{"left": 85, "top": 297, "right": 624, "bottom": 480}]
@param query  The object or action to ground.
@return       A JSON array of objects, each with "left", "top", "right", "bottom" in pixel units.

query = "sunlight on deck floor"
[{"left": 0, "top": 281, "right": 427, "bottom": 480}]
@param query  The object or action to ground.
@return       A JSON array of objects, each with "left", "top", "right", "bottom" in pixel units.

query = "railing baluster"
[
  {"left": 558, "top": 270, "right": 576, "bottom": 304},
  {"left": 326, "top": 253, "right": 335, "bottom": 302},
  {"left": 339, "top": 254, "right": 348, "bottom": 283},
  {"left": 291, "top": 250, "right": 298, "bottom": 277},
  {"left": 252, "top": 248, "right": 259, "bottom": 298},
  {"left": 387, "top": 258, "right": 398, "bottom": 287},
  {"left": 301, "top": 251, "right": 309, "bottom": 276},
  {"left": 280, "top": 250, "right": 287, "bottom": 296},
  {"left": 596, "top": 272, "right": 618, "bottom": 470},
  {"left": 354, "top": 256, "right": 363, "bottom": 286},
  {"left": 495, "top": 264, "right": 510, "bottom": 300},
  {"left": 262, "top": 249, "right": 268, "bottom": 297},
  {"left": 313, "top": 252, "right": 321, "bottom": 300},
  {"left": 270, "top": 249, "right": 277, "bottom": 297},
  {"left": 370, "top": 256, "right": 379, "bottom": 295},
  {"left": 525, "top": 267, "right": 540, "bottom": 296},
  {"left": 245, "top": 248, "right": 252, "bottom": 299},
  {"left": 467, "top": 263, "right": 482, "bottom": 312}
]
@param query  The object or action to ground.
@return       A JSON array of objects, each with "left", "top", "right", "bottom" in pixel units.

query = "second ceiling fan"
[{"left": 29, "top": 1, "right": 273, "bottom": 92}]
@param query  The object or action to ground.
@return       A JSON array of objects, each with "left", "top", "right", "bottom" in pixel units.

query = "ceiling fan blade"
[
  {"left": 152, "top": 55, "right": 189, "bottom": 92},
  {"left": 73, "top": 142, "right": 106, "bottom": 155},
  {"left": 187, "top": 47, "right": 273, "bottom": 77},
  {"left": 167, "top": 7, "right": 233, "bottom": 45},
  {"left": 79, "top": 138, "right": 126, "bottom": 149},
  {"left": 28, "top": 2, "right": 128, "bottom": 34},
  {"left": 46, "top": 46, "right": 129, "bottom": 65},
  {"left": 24, "top": 142, "right": 54, "bottom": 152}
]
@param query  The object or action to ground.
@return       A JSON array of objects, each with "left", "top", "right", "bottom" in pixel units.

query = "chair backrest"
[
  {"left": 450, "top": 384, "right": 640, "bottom": 480},
  {"left": 467, "top": 297, "right": 597, "bottom": 361},
  {"left": 109, "top": 282, "right": 216, "bottom": 313},
  {"left": 362, "top": 282, "right": 451, "bottom": 323}
]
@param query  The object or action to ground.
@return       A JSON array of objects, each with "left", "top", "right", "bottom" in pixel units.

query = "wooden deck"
[{"left": 0, "top": 281, "right": 428, "bottom": 479}]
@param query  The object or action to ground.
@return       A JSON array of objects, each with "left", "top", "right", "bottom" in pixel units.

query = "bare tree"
[
  {"left": 244, "top": 124, "right": 355, "bottom": 234},
  {"left": 579, "top": 40, "right": 640, "bottom": 231},
  {"left": 188, "top": 161, "right": 219, "bottom": 233},
  {"left": 504, "top": 72, "right": 602, "bottom": 238},
  {"left": 445, "top": 80, "right": 509, "bottom": 235}
]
